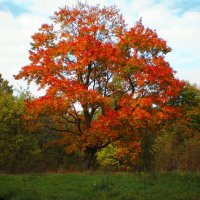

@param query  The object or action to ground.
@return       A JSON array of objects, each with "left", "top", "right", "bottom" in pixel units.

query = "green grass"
[{"left": 0, "top": 172, "right": 200, "bottom": 200}]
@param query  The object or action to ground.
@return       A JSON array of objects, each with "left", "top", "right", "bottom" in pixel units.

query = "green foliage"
[
  {"left": 153, "top": 131, "right": 183, "bottom": 171},
  {"left": 137, "top": 130, "right": 155, "bottom": 171},
  {"left": 0, "top": 75, "right": 41, "bottom": 172},
  {"left": 0, "top": 73, "right": 13, "bottom": 94},
  {"left": 0, "top": 172, "right": 200, "bottom": 200},
  {"left": 150, "top": 82, "right": 200, "bottom": 172},
  {"left": 97, "top": 144, "right": 122, "bottom": 170},
  {"left": 180, "top": 83, "right": 200, "bottom": 109},
  {"left": 153, "top": 122, "right": 200, "bottom": 171},
  {"left": 176, "top": 83, "right": 200, "bottom": 131},
  {"left": 0, "top": 74, "right": 84, "bottom": 172},
  {"left": 0, "top": 133, "right": 41, "bottom": 172}
]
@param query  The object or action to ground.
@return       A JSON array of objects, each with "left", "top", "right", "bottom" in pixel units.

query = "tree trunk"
[{"left": 82, "top": 147, "right": 97, "bottom": 170}]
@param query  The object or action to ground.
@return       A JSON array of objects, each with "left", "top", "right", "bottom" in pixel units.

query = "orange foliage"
[{"left": 15, "top": 2, "right": 184, "bottom": 162}]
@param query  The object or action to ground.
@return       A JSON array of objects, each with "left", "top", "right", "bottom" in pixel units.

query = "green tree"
[
  {"left": 0, "top": 74, "right": 41, "bottom": 172},
  {"left": 0, "top": 73, "right": 13, "bottom": 94},
  {"left": 153, "top": 83, "right": 200, "bottom": 171}
]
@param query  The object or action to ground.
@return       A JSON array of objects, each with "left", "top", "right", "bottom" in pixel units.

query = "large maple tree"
[{"left": 15, "top": 2, "right": 184, "bottom": 168}]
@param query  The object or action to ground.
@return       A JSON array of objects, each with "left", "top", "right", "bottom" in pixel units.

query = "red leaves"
[
  {"left": 121, "top": 20, "right": 171, "bottom": 55},
  {"left": 15, "top": 2, "right": 184, "bottom": 162}
]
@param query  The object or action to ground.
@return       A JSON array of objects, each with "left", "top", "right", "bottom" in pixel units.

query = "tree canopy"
[
  {"left": 15, "top": 2, "right": 184, "bottom": 168},
  {"left": 0, "top": 73, "right": 13, "bottom": 95}
]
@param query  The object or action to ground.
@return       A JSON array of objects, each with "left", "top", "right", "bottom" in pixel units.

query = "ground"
[{"left": 0, "top": 172, "right": 200, "bottom": 200}]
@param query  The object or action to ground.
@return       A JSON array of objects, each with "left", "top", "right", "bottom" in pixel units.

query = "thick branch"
[
  {"left": 97, "top": 140, "right": 111, "bottom": 149},
  {"left": 90, "top": 105, "right": 99, "bottom": 118},
  {"left": 104, "top": 71, "right": 112, "bottom": 97},
  {"left": 46, "top": 125, "right": 72, "bottom": 133},
  {"left": 72, "top": 105, "right": 83, "bottom": 135},
  {"left": 85, "top": 63, "right": 92, "bottom": 85},
  {"left": 61, "top": 114, "right": 77, "bottom": 124},
  {"left": 128, "top": 75, "right": 136, "bottom": 94}
]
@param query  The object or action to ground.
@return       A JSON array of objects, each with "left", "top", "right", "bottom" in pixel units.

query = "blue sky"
[
  {"left": 0, "top": 0, "right": 200, "bottom": 94},
  {"left": 0, "top": 1, "right": 28, "bottom": 16}
]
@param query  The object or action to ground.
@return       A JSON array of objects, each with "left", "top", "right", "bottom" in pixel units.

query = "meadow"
[{"left": 0, "top": 172, "right": 200, "bottom": 200}]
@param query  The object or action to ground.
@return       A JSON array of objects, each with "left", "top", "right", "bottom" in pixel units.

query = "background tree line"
[{"left": 0, "top": 73, "right": 199, "bottom": 173}]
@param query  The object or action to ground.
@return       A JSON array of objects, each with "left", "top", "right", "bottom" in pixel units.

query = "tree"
[
  {"left": 15, "top": 2, "right": 184, "bottom": 169},
  {"left": 0, "top": 73, "right": 13, "bottom": 94},
  {"left": 180, "top": 83, "right": 200, "bottom": 132},
  {"left": 0, "top": 75, "right": 41, "bottom": 172},
  {"left": 153, "top": 82, "right": 200, "bottom": 171}
]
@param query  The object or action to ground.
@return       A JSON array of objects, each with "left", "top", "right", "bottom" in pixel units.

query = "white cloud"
[
  {"left": 26, "top": 0, "right": 108, "bottom": 16},
  {"left": 0, "top": 10, "right": 46, "bottom": 93},
  {"left": 28, "top": 0, "right": 75, "bottom": 16},
  {"left": 175, "top": 67, "right": 200, "bottom": 85}
]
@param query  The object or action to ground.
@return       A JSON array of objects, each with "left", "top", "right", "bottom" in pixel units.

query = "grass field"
[{"left": 0, "top": 172, "right": 200, "bottom": 200}]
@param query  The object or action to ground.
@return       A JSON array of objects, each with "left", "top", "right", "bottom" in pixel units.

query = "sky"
[{"left": 0, "top": 0, "right": 200, "bottom": 94}]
